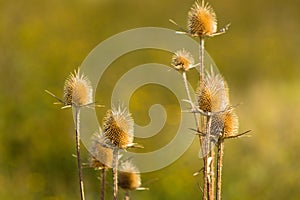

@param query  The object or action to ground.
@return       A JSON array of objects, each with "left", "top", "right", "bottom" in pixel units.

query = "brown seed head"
[
  {"left": 188, "top": 1, "right": 217, "bottom": 37},
  {"left": 223, "top": 108, "right": 239, "bottom": 137},
  {"left": 118, "top": 161, "right": 141, "bottom": 191},
  {"left": 210, "top": 108, "right": 239, "bottom": 138},
  {"left": 63, "top": 69, "right": 93, "bottom": 106},
  {"left": 103, "top": 106, "right": 134, "bottom": 149},
  {"left": 197, "top": 69, "right": 229, "bottom": 112},
  {"left": 171, "top": 49, "right": 194, "bottom": 72},
  {"left": 89, "top": 132, "right": 113, "bottom": 170}
]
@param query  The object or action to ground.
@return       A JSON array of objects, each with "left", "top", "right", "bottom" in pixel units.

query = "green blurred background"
[{"left": 1, "top": 0, "right": 300, "bottom": 199}]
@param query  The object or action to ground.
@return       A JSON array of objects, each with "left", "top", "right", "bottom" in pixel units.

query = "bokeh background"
[{"left": 1, "top": 0, "right": 300, "bottom": 199}]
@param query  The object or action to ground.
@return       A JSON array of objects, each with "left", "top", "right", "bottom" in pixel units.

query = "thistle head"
[
  {"left": 171, "top": 49, "right": 194, "bottom": 72},
  {"left": 210, "top": 107, "right": 239, "bottom": 139},
  {"left": 197, "top": 69, "right": 229, "bottom": 112},
  {"left": 103, "top": 106, "right": 134, "bottom": 149},
  {"left": 89, "top": 132, "right": 113, "bottom": 170},
  {"left": 63, "top": 69, "right": 93, "bottom": 106},
  {"left": 223, "top": 108, "right": 239, "bottom": 137},
  {"left": 188, "top": 1, "right": 217, "bottom": 37},
  {"left": 118, "top": 161, "right": 141, "bottom": 191}
]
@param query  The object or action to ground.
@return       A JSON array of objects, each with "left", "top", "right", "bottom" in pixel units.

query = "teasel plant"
[
  {"left": 171, "top": 1, "right": 249, "bottom": 200},
  {"left": 118, "top": 160, "right": 148, "bottom": 200},
  {"left": 45, "top": 68, "right": 98, "bottom": 200},
  {"left": 102, "top": 106, "right": 143, "bottom": 200},
  {"left": 89, "top": 131, "right": 113, "bottom": 200}
]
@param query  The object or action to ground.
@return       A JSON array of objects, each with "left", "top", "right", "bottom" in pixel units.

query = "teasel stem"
[
  {"left": 198, "top": 35, "right": 209, "bottom": 200},
  {"left": 75, "top": 107, "right": 85, "bottom": 200},
  {"left": 209, "top": 139, "right": 215, "bottom": 200},
  {"left": 100, "top": 168, "right": 106, "bottom": 200},
  {"left": 113, "top": 148, "right": 119, "bottom": 200},
  {"left": 216, "top": 138, "right": 224, "bottom": 200},
  {"left": 205, "top": 115, "right": 214, "bottom": 200},
  {"left": 182, "top": 72, "right": 200, "bottom": 129},
  {"left": 199, "top": 36, "right": 205, "bottom": 82},
  {"left": 125, "top": 190, "right": 130, "bottom": 200}
]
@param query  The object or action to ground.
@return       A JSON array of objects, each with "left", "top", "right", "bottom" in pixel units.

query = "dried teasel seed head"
[
  {"left": 63, "top": 69, "right": 93, "bottom": 106},
  {"left": 210, "top": 107, "right": 239, "bottom": 138},
  {"left": 118, "top": 161, "right": 141, "bottom": 191},
  {"left": 89, "top": 132, "right": 113, "bottom": 170},
  {"left": 103, "top": 106, "right": 134, "bottom": 149},
  {"left": 223, "top": 108, "right": 239, "bottom": 137},
  {"left": 188, "top": 1, "right": 217, "bottom": 37},
  {"left": 197, "top": 69, "right": 229, "bottom": 112},
  {"left": 171, "top": 49, "right": 194, "bottom": 72}
]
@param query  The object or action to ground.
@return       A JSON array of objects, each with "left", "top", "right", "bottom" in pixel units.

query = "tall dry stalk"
[
  {"left": 64, "top": 69, "right": 92, "bottom": 200},
  {"left": 74, "top": 108, "right": 85, "bottom": 200},
  {"left": 102, "top": 106, "right": 135, "bottom": 200},
  {"left": 100, "top": 168, "right": 106, "bottom": 200},
  {"left": 112, "top": 148, "right": 119, "bottom": 200},
  {"left": 216, "top": 138, "right": 224, "bottom": 200},
  {"left": 171, "top": 1, "right": 234, "bottom": 199},
  {"left": 46, "top": 69, "right": 93, "bottom": 200},
  {"left": 187, "top": 1, "right": 218, "bottom": 198}
]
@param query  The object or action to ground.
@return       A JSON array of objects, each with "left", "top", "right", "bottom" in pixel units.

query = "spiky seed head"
[
  {"left": 103, "top": 106, "right": 134, "bottom": 149},
  {"left": 210, "top": 108, "right": 239, "bottom": 139},
  {"left": 171, "top": 49, "right": 194, "bottom": 72},
  {"left": 89, "top": 132, "right": 113, "bottom": 170},
  {"left": 223, "top": 108, "right": 239, "bottom": 137},
  {"left": 118, "top": 161, "right": 141, "bottom": 191},
  {"left": 188, "top": 1, "right": 217, "bottom": 37},
  {"left": 197, "top": 69, "right": 229, "bottom": 112},
  {"left": 63, "top": 69, "right": 93, "bottom": 106}
]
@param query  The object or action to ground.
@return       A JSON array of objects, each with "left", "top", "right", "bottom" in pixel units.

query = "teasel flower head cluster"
[
  {"left": 118, "top": 161, "right": 142, "bottom": 191},
  {"left": 171, "top": 49, "right": 195, "bottom": 72},
  {"left": 89, "top": 132, "right": 113, "bottom": 170},
  {"left": 103, "top": 106, "right": 134, "bottom": 149},
  {"left": 63, "top": 69, "right": 93, "bottom": 107},
  {"left": 188, "top": 0, "right": 217, "bottom": 37},
  {"left": 197, "top": 69, "right": 229, "bottom": 113},
  {"left": 197, "top": 69, "right": 239, "bottom": 139}
]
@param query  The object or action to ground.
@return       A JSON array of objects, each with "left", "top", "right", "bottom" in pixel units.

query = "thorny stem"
[
  {"left": 198, "top": 35, "right": 209, "bottom": 200},
  {"left": 199, "top": 36, "right": 205, "bottom": 82},
  {"left": 210, "top": 141, "right": 215, "bottom": 200},
  {"left": 205, "top": 115, "right": 214, "bottom": 200},
  {"left": 182, "top": 72, "right": 200, "bottom": 129},
  {"left": 113, "top": 148, "right": 119, "bottom": 200},
  {"left": 100, "top": 168, "right": 106, "bottom": 200},
  {"left": 75, "top": 108, "right": 85, "bottom": 200},
  {"left": 216, "top": 139, "right": 224, "bottom": 200},
  {"left": 125, "top": 190, "right": 130, "bottom": 200}
]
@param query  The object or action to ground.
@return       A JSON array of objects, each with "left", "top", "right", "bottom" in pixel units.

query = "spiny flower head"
[
  {"left": 63, "top": 69, "right": 93, "bottom": 106},
  {"left": 188, "top": 1, "right": 217, "bottom": 37},
  {"left": 171, "top": 49, "right": 194, "bottom": 72},
  {"left": 210, "top": 107, "right": 239, "bottom": 138},
  {"left": 118, "top": 161, "right": 141, "bottom": 191},
  {"left": 197, "top": 69, "right": 229, "bottom": 112},
  {"left": 223, "top": 108, "right": 239, "bottom": 137},
  {"left": 103, "top": 106, "right": 134, "bottom": 149},
  {"left": 89, "top": 132, "right": 113, "bottom": 170}
]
